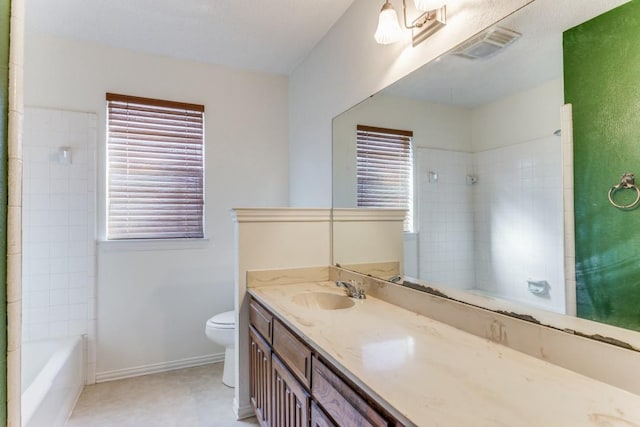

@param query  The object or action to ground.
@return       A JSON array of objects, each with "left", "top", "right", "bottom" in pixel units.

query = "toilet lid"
[{"left": 208, "top": 310, "right": 235, "bottom": 327}]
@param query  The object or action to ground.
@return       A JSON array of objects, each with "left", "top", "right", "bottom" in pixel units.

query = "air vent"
[{"left": 452, "top": 27, "right": 521, "bottom": 60}]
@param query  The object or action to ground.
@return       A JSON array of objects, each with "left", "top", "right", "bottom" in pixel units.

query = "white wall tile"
[
  {"left": 49, "top": 321, "right": 70, "bottom": 338},
  {"left": 26, "top": 323, "right": 49, "bottom": 341},
  {"left": 416, "top": 138, "right": 564, "bottom": 313},
  {"left": 50, "top": 305, "right": 68, "bottom": 322},
  {"left": 22, "top": 107, "right": 97, "bottom": 347},
  {"left": 49, "top": 241, "right": 69, "bottom": 257},
  {"left": 69, "top": 272, "right": 86, "bottom": 289},
  {"left": 50, "top": 288, "right": 69, "bottom": 306},
  {"left": 28, "top": 306, "right": 49, "bottom": 324},
  {"left": 69, "top": 287, "right": 87, "bottom": 304},
  {"left": 50, "top": 273, "right": 69, "bottom": 290},
  {"left": 473, "top": 136, "right": 565, "bottom": 313},
  {"left": 69, "top": 240, "right": 88, "bottom": 257},
  {"left": 28, "top": 290, "right": 49, "bottom": 308},
  {"left": 69, "top": 319, "right": 87, "bottom": 336},
  {"left": 50, "top": 257, "right": 69, "bottom": 274},
  {"left": 69, "top": 304, "right": 87, "bottom": 321}
]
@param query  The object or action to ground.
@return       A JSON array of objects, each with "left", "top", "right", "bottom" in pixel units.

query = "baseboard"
[
  {"left": 234, "top": 398, "right": 255, "bottom": 420},
  {"left": 95, "top": 353, "right": 224, "bottom": 383}
]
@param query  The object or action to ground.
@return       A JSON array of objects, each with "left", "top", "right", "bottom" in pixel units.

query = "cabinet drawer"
[
  {"left": 272, "top": 319, "right": 312, "bottom": 388},
  {"left": 312, "top": 356, "right": 388, "bottom": 427},
  {"left": 250, "top": 299, "right": 273, "bottom": 343}
]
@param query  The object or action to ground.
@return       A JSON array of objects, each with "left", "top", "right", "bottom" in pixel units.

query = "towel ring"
[{"left": 608, "top": 173, "right": 640, "bottom": 210}]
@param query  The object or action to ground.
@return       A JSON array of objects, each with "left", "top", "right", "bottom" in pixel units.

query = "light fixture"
[
  {"left": 374, "top": 0, "right": 447, "bottom": 47},
  {"left": 374, "top": 1, "right": 403, "bottom": 45}
]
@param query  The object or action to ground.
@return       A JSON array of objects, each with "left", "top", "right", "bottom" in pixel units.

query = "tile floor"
[{"left": 66, "top": 363, "right": 260, "bottom": 427}]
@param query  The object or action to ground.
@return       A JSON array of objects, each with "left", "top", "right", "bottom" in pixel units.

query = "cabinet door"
[
  {"left": 312, "top": 356, "right": 388, "bottom": 427},
  {"left": 272, "top": 354, "right": 310, "bottom": 427},
  {"left": 250, "top": 326, "right": 271, "bottom": 427},
  {"left": 311, "top": 401, "right": 337, "bottom": 427}
]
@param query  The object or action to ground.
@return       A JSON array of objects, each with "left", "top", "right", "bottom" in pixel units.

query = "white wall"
[
  {"left": 471, "top": 79, "right": 564, "bottom": 151},
  {"left": 332, "top": 94, "right": 472, "bottom": 207},
  {"left": 289, "top": 0, "right": 533, "bottom": 207},
  {"left": 332, "top": 209, "right": 406, "bottom": 269},
  {"left": 25, "top": 32, "right": 289, "bottom": 377}
]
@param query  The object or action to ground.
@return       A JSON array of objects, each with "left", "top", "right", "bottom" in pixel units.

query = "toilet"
[{"left": 205, "top": 310, "right": 235, "bottom": 387}]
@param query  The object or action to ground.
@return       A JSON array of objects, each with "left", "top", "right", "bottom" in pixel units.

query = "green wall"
[
  {"left": 564, "top": 0, "right": 640, "bottom": 331},
  {"left": 0, "top": 0, "right": 9, "bottom": 424}
]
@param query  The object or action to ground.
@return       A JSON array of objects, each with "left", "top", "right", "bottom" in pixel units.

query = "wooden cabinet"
[
  {"left": 250, "top": 299, "right": 273, "bottom": 343},
  {"left": 272, "top": 319, "right": 312, "bottom": 388},
  {"left": 311, "top": 401, "right": 337, "bottom": 427},
  {"left": 249, "top": 297, "right": 402, "bottom": 427},
  {"left": 249, "top": 302, "right": 310, "bottom": 427},
  {"left": 312, "top": 356, "right": 388, "bottom": 427},
  {"left": 272, "top": 354, "right": 310, "bottom": 427},
  {"left": 249, "top": 326, "right": 271, "bottom": 427}
]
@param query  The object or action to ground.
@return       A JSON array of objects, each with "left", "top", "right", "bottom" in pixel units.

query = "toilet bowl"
[{"left": 205, "top": 310, "right": 235, "bottom": 387}]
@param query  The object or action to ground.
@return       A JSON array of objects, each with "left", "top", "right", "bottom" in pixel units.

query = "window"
[
  {"left": 106, "top": 93, "right": 205, "bottom": 240},
  {"left": 356, "top": 125, "right": 414, "bottom": 232}
]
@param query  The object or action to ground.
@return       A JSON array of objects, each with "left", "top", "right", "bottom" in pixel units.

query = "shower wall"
[
  {"left": 22, "top": 108, "right": 97, "bottom": 375},
  {"left": 473, "top": 137, "right": 565, "bottom": 312},
  {"left": 416, "top": 148, "right": 475, "bottom": 289},
  {"left": 416, "top": 137, "right": 565, "bottom": 313}
]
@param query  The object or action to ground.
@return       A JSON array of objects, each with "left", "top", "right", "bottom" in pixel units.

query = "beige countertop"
[{"left": 249, "top": 281, "right": 640, "bottom": 427}]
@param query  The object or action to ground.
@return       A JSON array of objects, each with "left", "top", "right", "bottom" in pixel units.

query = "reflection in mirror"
[{"left": 332, "top": 0, "right": 634, "bottom": 329}]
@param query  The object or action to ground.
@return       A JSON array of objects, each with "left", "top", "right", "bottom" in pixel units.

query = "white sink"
[{"left": 292, "top": 292, "right": 355, "bottom": 310}]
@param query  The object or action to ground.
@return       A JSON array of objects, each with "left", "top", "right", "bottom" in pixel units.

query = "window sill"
[{"left": 98, "top": 238, "right": 210, "bottom": 252}]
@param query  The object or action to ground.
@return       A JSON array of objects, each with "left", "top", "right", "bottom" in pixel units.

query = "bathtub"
[{"left": 22, "top": 336, "right": 85, "bottom": 427}]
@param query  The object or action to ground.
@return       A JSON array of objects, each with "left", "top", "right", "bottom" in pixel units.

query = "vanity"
[
  {"left": 248, "top": 289, "right": 401, "bottom": 427},
  {"left": 234, "top": 0, "right": 640, "bottom": 423},
  {"left": 246, "top": 277, "right": 640, "bottom": 426}
]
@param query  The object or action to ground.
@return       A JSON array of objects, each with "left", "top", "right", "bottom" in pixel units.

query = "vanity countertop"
[{"left": 249, "top": 281, "right": 640, "bottom": 426}]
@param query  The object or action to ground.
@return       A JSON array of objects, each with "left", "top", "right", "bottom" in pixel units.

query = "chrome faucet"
[{"left": 336, "top": 280, "right": 366, "bottom": 299}]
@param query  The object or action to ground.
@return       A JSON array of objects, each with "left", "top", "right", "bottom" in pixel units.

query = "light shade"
[
  {"left": 413, "top": 0, "right": 446, "bottom": 12},
  {"left": 374, "top": 1, "right": 403, "bottom": 45}
]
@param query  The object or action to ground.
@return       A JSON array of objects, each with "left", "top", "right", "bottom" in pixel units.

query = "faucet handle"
[{"left": 350, "top": 280, "right": 366, "bottom": 299}]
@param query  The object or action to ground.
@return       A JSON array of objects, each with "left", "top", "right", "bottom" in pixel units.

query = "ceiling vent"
[{"left": 452, "top": 27, "right": 521, "bottom": 60}]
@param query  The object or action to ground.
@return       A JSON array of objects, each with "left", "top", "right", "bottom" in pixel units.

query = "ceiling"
[
  {"left": 25, "top": 0, "right": 356, "bottom": 76},
  {"left": 384, "top": 0, "right": 630, "bottom": 107}
]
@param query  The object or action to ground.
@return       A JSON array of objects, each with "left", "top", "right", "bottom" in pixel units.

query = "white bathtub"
[{"left": 22, "top": 336, "right": 85, "bottom": 427}]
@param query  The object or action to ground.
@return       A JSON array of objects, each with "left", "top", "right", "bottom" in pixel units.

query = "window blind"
[
  {"left": 356, "top": 125, "right": 414, "bottom": 232},
  {"left": 106, "top": 93, "right": 205, "bottom": 240}
]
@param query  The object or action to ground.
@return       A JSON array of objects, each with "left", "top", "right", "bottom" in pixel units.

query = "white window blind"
[
  {"left": 106, "top": 93, "right": 205, "bottom": 240},
  {"left": 356, "top": 125, "right": 414, "bottom": 232}
]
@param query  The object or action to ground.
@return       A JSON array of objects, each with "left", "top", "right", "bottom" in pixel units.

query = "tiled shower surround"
[
  {"left": 22, "top": 108, "right": 97, "bottom": 377},
  {"left": 417, "top": 148, "right": 475, "bottom": 289},
  {"left": 416, "top": 136, "right": 565, "bottom": 313}
]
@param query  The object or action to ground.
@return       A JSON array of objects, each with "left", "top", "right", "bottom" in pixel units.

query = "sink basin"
[{"left": 292, "top": 292, "right": 355, "bottom": 310}]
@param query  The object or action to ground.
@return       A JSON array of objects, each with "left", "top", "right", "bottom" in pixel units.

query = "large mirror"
[{"left": 333, "top": 0, "right": 640, "bottom": 337}]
